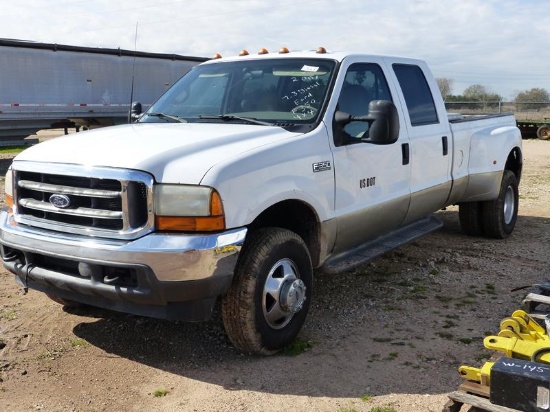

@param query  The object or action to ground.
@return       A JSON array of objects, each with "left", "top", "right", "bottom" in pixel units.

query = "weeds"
[
  {"left": 384, "top": 352, "right": 399, "bottom": 361},
  {"left": 153, "top": 389, "right": 169, "bottom": 397},
  {"left": 370, "top": 407, "right": 397, "bottom": 412},
  {"left": 282, "top": 338, "right": 313, "bottom": 356},
  {"left": 436, "top": 332, "right": 454, "bottom": 340},
  {"left": 70, "top": 338, "right": 88, "bottom": 348}
]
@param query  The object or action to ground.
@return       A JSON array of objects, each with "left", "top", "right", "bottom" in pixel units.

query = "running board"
[{"left": 322, "top": 216, "right": 443, "bottom": 274}]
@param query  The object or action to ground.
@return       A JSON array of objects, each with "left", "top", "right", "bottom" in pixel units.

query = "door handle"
[
  {"left": 442, "top": 136, "right": 448, "bottom": 156},
  {"left": 402, "top": 143, "right": 410, "bottom": 165}
]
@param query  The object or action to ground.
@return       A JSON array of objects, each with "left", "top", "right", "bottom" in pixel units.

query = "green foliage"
[
  {"left": 370, "top": 407, "right": 397, "bottom": 412},
  {"left": 70, "top": 338, "right": 88, "bottom": 348},
  {"left": 282, "top": 338, "right": 313, "bottom": 356},
  {"left": 0, "top": 145, "right": 28, "bottom": 155},
  {"left": 153, "top": 389, "right": 169, "bottom": 397}
]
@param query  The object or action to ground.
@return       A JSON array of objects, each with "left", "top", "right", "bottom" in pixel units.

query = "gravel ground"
[{"left": 0, "top": 136, "right": 549, "bottom": 412}]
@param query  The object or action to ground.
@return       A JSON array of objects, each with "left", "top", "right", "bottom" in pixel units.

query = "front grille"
[{"left": 13, "top": 164, "right": 154, "bottom": 239}]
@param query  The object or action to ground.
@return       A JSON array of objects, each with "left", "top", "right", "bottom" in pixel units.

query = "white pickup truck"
[{"left": 0, "top": 48, "right": 522, "bottom": 355}]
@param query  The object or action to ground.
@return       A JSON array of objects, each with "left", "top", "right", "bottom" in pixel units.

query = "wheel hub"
[{"left": 280, "top": 278, "right": 307, "bottom": 313}]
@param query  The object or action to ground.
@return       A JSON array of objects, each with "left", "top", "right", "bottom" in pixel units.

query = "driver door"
[{"left": 329, "top": 59, "right": 411, "bottom": 255}]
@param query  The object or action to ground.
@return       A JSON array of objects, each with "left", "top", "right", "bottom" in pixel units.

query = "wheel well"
[
  {"left": 505, "top": 147, "right": 522, "bottom": 182},
  {"left": 248, "top": 200, "right": 321, "bottom": 267}
]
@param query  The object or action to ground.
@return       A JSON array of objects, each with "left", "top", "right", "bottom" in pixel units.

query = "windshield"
[{"left": 141, "top": 58, "right": 336, "bottom": 127}]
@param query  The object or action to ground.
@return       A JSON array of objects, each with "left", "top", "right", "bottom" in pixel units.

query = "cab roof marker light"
[
  {"left": 316, "top": 46, "right": 327, "bottom": 54},
  {"left": 279, "top": 47, "right": 290, "bottom": 54},
  {"left": 258, "top": 48, "right": 269, "bottom": 55},
  {"left": 212, "top": 53, "right": 222, "bottom": 59},
  {"left": 239, "top": 49, "right": 249, "bottom": 56}
]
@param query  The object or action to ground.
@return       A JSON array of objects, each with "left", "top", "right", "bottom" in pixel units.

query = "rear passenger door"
[{"left": 391, "top": 62, "right": 453, "bottom": 225}]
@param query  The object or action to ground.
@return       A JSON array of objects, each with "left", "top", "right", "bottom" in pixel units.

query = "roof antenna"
[{"left": 128, "top": 22, "right": 140, "bottom": 123}]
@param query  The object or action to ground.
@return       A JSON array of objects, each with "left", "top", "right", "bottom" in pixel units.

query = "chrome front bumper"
[{"left": 0, "top": 210, "right": 247, "bottom": 320}]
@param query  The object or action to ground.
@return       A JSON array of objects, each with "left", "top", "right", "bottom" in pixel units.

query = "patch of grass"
[
  {"left": 370, "top": 407, "right": 397, "bottom": 412},
  {"left": 437, "top": 332, "right": 454, "bottom": 340},
  {"left": 384, "top": 352, "right": 399, "bottom": 361},
  {"left": 411, "top": 285, "right": 427, "bottom": 294},
  {"left": 0, "top": 145, "right": 29, "bottom": 155},
  {"left": 337, "top": 408, "right": 358, "bottom": 412},
  {"left": 282, "top": 338, "right": 313, "bottom": 356},
  {"left": 0, "top": 309, "right": 17, "bottom": 320},
  {"left": 37, "top": 345, "right": 65, "bottom": 360},
  {"left": 485, "top": 283, "right": 497, "bottom": 295},
  {"left": 368, "top": 353, "right": 381, "bottom": 363},
  {"left": 360, "top": 395, "right": 373, "bottom": 402},
  {"left": 70, "top": 338, "right": 88, "bottom": 348},
  {"left": 443, "top": 320, "right": 458, "bottom": 329},
  {"left": 153, "top": 388, "right": 169, "bottom": 397},
  {"left": 435, "top": 295, "right": 454, "bottom": 303}
]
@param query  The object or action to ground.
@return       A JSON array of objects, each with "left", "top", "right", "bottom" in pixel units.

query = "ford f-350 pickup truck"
[{"left": 0, "top": 47, "right": 522, "bottom": 355}]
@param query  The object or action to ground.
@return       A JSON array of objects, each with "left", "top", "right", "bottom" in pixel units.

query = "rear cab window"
[{"left": 392, "top": 64, "right": 439, "bottom": 126}]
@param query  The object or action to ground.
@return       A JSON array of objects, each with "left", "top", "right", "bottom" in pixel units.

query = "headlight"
[
  {"left": 4, "top": 168, "right": 13, "bottom": 211},
  {"left": 154, "top": 185, "right": 225, "bottom": 231}
]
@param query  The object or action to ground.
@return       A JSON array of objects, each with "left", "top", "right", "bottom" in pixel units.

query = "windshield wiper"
[
  {"left": 199, "top": 114, "right": 273, "bottom": 126},
  {"left": 147, "top": 112, "right": 187, "bottom": 123}
]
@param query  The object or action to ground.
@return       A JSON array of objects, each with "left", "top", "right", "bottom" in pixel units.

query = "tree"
[
  {"left": 514, "top": 88, "right": 550, "bottom": 111},
  {"left": 436, "top": 77, "right": 453, "bottom": 99},
  {"left": 463, "top": 84, "right": 502, "bottom": 102}
]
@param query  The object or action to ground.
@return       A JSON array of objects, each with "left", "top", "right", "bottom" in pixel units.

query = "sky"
[{"left": 2, "top": 0, "right": 549, "bottom": 100}]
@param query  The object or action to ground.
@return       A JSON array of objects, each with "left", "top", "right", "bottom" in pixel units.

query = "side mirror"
[
  {"left": 333, "top": 100, "right": 399, "bottom": 146},
  {"left": 129, "top": 101, "right": 142, "bottom": 123},
  {"left": 359, "top": 100, "right": 400, "bottom": 145}
]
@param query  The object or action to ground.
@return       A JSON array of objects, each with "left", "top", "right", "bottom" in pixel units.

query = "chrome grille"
[{"left": 13, "top": 163, "right": 154, "bottom": 239}]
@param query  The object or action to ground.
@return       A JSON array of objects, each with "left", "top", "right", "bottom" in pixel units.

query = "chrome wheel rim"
[
  {"left": 262, "top": 258, "right": 306, "bottom": 330},
  {"left": 503, "top": 185, "right": 515, "bottom": 225}
]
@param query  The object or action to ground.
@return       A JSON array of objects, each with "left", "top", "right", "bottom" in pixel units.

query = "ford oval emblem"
[{"left": 49, "top": 194, "right": 71, "bottom": 209}]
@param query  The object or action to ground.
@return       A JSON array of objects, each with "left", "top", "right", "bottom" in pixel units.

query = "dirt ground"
[{"left": 1, "top": 136, "right": 549, "bottom": 412}]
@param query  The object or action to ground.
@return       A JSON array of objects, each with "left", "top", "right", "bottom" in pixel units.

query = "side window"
[
  {"left": 393, "top": 64, "right": 438, "bottom": 126},
  {"left": 337, "top": 63, "right": 393, "bottom": 139}
]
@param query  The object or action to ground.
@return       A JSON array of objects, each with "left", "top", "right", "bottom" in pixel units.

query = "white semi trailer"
[{"left": 0, "top": 39, "right": 205, "bottom": 140}]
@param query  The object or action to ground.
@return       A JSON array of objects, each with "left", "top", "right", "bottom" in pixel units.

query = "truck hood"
[{"left": 15, "top": 123, "right": 300, "bottom": 183}]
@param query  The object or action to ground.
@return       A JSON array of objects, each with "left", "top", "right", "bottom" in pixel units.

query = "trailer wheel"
[
  {"left": 458, "top": 201, "right": 485, "bottom": 236},
  {"left": 221, "top": 228, "right": 312, "bottom": 355},
  {"left": 537, "top": 125, "right": 550, "bottom": 140},
  {"left": 482, "top": 170, "right": 519, "bottom": 238}
]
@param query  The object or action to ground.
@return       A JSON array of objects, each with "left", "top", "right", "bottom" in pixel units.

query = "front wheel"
[
  {"left": 482, "top": 170, "right": 519, "bottom": 238},
  {"left": 221, "top": 228, "right": 312, "bottom": 355}
]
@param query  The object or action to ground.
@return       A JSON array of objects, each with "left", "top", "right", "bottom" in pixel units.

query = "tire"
[
  {"left": 458, "top": 201, "right": 485, "bottom": 236},
  {"left": 482, "top": 170, "right": 519, "bottom": 238},
  {"left": 46, "top": 294, "right": 84, "bottom": 308},
  {"left": 537, "top": 125, "right": 550, "bottom": 140},
  {"left": 221, "top": 227, "right": 312, "bottom": 355}
]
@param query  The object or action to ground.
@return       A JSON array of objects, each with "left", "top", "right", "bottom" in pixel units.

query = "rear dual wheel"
[
  {"left": 221, "top": 228, "right": 312, "bottom": 355},
  {"left": 459, "top": 170, "right": 518, "bottom": 239}
]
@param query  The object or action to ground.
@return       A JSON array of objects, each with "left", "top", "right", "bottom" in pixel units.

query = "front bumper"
[{"left": 0, "top": 210, "right": 247, "bottom": 321}]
